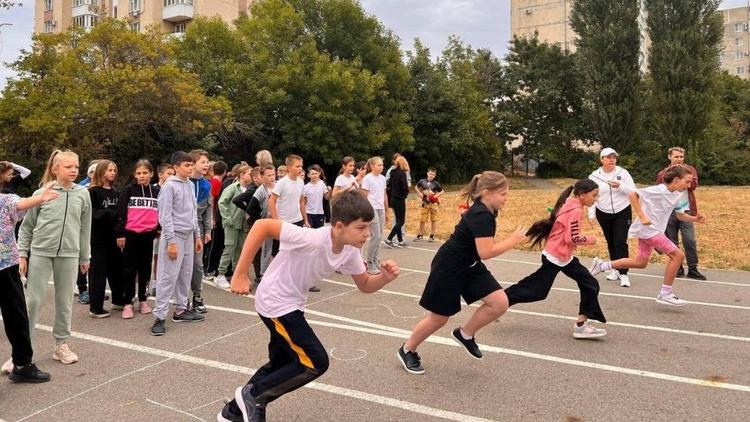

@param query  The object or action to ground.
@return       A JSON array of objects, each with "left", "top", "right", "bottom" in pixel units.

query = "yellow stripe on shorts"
[{"left": 272, "top": 318, "right": 314, "bottom": 369}]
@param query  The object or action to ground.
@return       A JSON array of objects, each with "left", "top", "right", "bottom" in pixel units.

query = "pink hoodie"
[{"left": 543, "top": 197, "right": 595, "bottom": 262}]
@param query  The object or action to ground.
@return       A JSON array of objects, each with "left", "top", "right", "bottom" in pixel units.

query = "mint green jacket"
[{"left": 18, "top": 183, "right": 92, "bottom": 265}]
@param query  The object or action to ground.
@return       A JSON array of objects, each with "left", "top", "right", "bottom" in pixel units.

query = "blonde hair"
[
  {"left": 459, "top": 171, "right": 508, "bottom": 204},
  {"left": 366, "top": 156, "right": 383, "bottom": 173},
  {"left": 237, "top": 164, "right": 252, "bottom": 177},
  {"left": 393, "top": 156, "right": 410, "bottom": 172},
  {"left": 40, "top": 149, "right": 79, "bottom": 187},
  {"left": 90, "top": 160, "right": 117, "bottom": 188},
  {"left": 256, "top": 149, "right": 273, "bottom": 167}
]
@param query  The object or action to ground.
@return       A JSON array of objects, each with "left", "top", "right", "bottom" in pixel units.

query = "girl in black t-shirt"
[{"left": 397, "top": 171, "right": 527, "bottom": 375}]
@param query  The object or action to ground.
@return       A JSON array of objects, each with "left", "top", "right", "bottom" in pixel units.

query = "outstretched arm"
[
  {"left": 231, "top": 219, "right": 283, "bottom": 294},
  {"left": 474, "top": 227, "right": 527, "bottom": 260}
]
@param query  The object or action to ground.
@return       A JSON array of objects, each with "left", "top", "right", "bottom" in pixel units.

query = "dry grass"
[{"left": 404, "top": 184, "right": 750, "bottom": 271}]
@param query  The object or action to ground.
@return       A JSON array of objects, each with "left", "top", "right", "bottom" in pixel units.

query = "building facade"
[
  {"left": 720, "top": 6, "right": 750, "bottom": 79},
  {"left": 35, "top": 0, "right": 250, "bottom": 35}
]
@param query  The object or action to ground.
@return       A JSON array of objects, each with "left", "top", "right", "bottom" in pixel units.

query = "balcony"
[{"left": 162, "top": 0, "right": 194, "bottom": 23}]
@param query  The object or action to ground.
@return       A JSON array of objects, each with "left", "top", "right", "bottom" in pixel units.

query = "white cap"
[
  {"left": 87, "top": 163, "right": 98, "bottom": 176},
  {"left": 600, "top": 147, "right": 618, "bottom": 158}
]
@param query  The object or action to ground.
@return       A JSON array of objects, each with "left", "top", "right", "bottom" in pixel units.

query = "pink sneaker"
[
  {"left": 122, "top": 304, "right": 134, "bottom": 319},
  {"left": 1, "top": 358, "right": 13, "bottom": 374},
  {"left": 139, "top": 301, "right": 152, "bottom": 314}
]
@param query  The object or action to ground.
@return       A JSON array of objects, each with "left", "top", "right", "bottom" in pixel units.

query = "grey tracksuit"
[{"left": 190, "top": 177, "right": 213, "bottom": 298}]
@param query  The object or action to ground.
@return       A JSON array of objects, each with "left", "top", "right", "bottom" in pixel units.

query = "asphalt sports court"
[{"left": 1, "top": 242, "right": 749, "bottom": 421}]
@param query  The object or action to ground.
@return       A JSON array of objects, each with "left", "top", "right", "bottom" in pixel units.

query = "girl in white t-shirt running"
[
  {"left": 590, "top": 165, "right": 705, "bottom": 307},
  {"left": 332, "top": 156, "right": 357, "bottom": 198},
  {"left": 303, "top": 165, "right": 330, "bottom": 229}
]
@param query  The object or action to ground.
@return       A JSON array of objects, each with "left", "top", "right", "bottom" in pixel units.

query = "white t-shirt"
[
  {"left": 303, "top": 181, "right": 327, "bottom": 215},
  {"left": 272, "top": 176, "right": 304, "bottom": 223},
  {"left": 361, "top": 173, "right": 386, "bottom": 210},
  {"left": 628, "top": 184, "right": 684, "bottom": 239},
  {"left": 334, "top": 174, "right": 357, "bottom": 191},
  {"left": 254, "top": 223, "right": 366, "bottom": 317}
]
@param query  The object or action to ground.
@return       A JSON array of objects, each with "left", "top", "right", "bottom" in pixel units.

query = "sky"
[{"left": 0, "top": 0, "right": 748, "bottom": 89}]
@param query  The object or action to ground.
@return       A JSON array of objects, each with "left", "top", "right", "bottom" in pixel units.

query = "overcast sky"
[{"left": 1, "top": 0, "right": 747, "bottom": 89}]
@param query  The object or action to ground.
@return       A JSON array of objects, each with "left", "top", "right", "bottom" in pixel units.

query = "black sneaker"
[
  {"left": 191, "top": 296, "right": 208, "bottom": 314},
  {"left": 151, "top": 319, "right": 166, "bottom": 336},
  {"left": 428, "top": 234, "right": 435, "bottom": 242},
  {"left": 217, "top": 401, "right": 244, "bottom": 422},
  {"left": 235, "top": 385, "right": 265, "bottom": 422},
  {"left": 309, "top": 286, "right": 321, "bottom": 292},
  {"left": 172, "top": 309, "right": 205, "bottom": 323},
  {"left": 676, "top": 266, "right": 685, "bottom": 277},
  {"left": 396, "top": 344, "right": 425, "bottom": 375},
  {"left": 9, "top": 363, "right": 51, "bottom": 383},
  {"left": 414, "top": 234, "right": 424, "bottom": 242},
  {"left": 686, "top": 269, "right": 707, "bottom": 280},
  {"left": 383, "top": 239, "right": 394, "bottom": 248},
  {"left": 451, "top": 328, "right": 482, "bottom": 359}
]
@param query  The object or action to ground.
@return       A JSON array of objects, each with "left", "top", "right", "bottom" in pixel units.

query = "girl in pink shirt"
[{"left": 505, "top": 179, "right": 607, "bottom": 339}]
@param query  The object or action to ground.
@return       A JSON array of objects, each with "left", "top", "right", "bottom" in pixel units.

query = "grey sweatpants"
[
  {"left": 191, "top": 248, "right": 203, "bottom": 298},
  {"left": 154, "top": 232, "right": 194, "bottom": 320},
  {"left": 365, "top": 209, "right": 385, "bottom": 270},
  {"left": 259, "top": 237, "right": 274, "bottom": 275}
]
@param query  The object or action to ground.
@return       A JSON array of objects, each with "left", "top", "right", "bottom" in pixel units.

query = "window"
[
  {"left": 736, "top": 38, "right": 743, "bottom": 47},
  {"left": 44, "top": 0, "right": 53, "bottom": 11},
  {"left": 129, "top": 22, "right": 141, "bottom": 32},
  {"left": 130, "top": 0, "right": 141, "bottom": 12},
  {"left": 737, "top": 67, "right": 746, "bottom": 75},
  {"left": 113, "top": 6, "right": 117, "bottom": 18},
  {"left": 73, "top": 0, "right": 97, "bottom": 7},
  {"left": 174, "top": 23, "right": 187, "bottom": 33},
  {"left": 736, "top": 23, "right": 744, "bottom": 32},
  {"left": 164, "top": 0, "right": 194, "bottom": 6},
  {"left": 736, "top": 51, "right": 746, "bottom": 60},
  {"left": 72, "top": 14, "right": 97, "bottom": 29},
  {"left": 43, "top": 20, "right": 54, "bottom": 33}
]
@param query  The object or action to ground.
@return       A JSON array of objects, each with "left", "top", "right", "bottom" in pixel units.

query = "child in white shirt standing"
[
  {"left": 360, "top": 156, "right": 388, "bottom": 274},
  {"left": 303, "top": 164, "right": 330, "bottom": 229}
]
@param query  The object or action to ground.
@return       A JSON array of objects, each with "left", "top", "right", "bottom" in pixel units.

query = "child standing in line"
[
  {"left": 397, "top": 171, "right": 527, "bottom": 375},
  {"left": 590, "top": 165, "right": 705, "bottom": 307},
  {"left": 75, "top": 160, "right": 100, "bottom": 304},
  {"left": 18, "top": 150, "right": 92, "bottom": 364},
  {"left": 354, "top": 160, "right": 367, "bottom": 191},
  {"left": 151, "top": 163, "right": 175, "bottom": 294},
  {"left": 384, "top": 156, "right": 410, "bottom": 248},
  {"left": 217, "top": 190, "right": 400, "bottom": 422},
  {"left": 232, "top": 166, "right": 263, "bottom": 284},
  {"left": 303, "top": 164, "right": 330, "bottom": 229},
  {"left": 188, "top": 150, "right": 214, "bottom": 314},
  {"left": 276, "top": 165, "right": 287, "bottom": 180},
  {"left": 0, "top": 182, "right": 57, "bottom": 382},
  {"left": 248, "top": 164, "right": 276, "bottom": 290},
  {"left": 206, "top": 160, "right": 229, "bottom": 278},
  {"left": 414, "top": 167, "right": 444, "bottom": 242},
  {"left": 150, "top": 152, "right": 205, "bottom": 336},
  {"left": 215, "top": 164, "right": 253, "bottom": 290},
  {"left": 87, "top": 160, "right": 124, "bottom": 319},
  {"left": 332, "top": 156, "right": 356, "bottom": 198},
  {"left": 361, "top": 156, "right": 388, "bottom": 275},
  {"left": 504, "top": 179, "right": 607, "bottom": 338},
  {"left": 0, "top": 161, "right": 32, "bottom": 194},
  {"left": 116, "top": 160, "right": 159, "bottom": 317}
]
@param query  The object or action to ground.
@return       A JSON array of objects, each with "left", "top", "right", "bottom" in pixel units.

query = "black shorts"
[{"left": 419, "top": 252, "right": 502, "bottom": 317}]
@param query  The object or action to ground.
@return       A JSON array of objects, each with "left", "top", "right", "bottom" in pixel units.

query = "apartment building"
[
  {"left": 720, "top": 6, "right": 750, "bottom": 79},
  {"left": 35, "top": 0, "right": 250, "bottom": 35}
]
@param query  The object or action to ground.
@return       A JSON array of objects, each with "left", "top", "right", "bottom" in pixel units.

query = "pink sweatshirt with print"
[{"left": 543, "top": 197, "right": 595, "bottom": 262}]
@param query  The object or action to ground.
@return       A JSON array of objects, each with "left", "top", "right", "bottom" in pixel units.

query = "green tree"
[
  {"left": 645, "top": 0, "right": 723, "bottom": 164},
  {"left": 570, "top": 0, "right": 643, "bottom": 155},
  {"left": 501, "top": 35, "right": 585, "bottom": 176},
  {"left": 0, "top": 19, "right": 232, "bottom": 169}
]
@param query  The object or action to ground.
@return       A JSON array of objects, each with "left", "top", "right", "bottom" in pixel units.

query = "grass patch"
[{"left": 404, "top": 185, "right": 750, "bottom": 270}]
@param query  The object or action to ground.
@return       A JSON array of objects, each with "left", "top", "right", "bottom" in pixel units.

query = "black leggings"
[
  {"left": 505, "top": 255, "right": 606, "bottom": 323},
  {"left": 387, "top": 197, "right": 406, "bottom": 242},
  {"left": 0, "top": 266, "right": 33, "bottom": 367},
  {"left": 122, "top": 231, "right": 155, "bottom": 303},
  {"left": 89, "top": 241, "right": 124, "bottom": 312},
  {"left": 596, "top": 206, "right": 631, "bottom": 275}
]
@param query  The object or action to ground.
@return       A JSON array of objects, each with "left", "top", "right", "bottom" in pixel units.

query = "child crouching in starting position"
[
  {"left": 218, "top": 190, "right": 400, "bottom": 422},
  {"left": 590, "top": 165, "right": 705, "bottom": 306}
]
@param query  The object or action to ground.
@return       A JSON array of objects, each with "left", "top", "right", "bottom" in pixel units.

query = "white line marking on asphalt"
[
  {"left": 329, "top": 347, "right": 368, "bottom": 361},
  {"left": 146, "top": 399, "right": 206, "bottom": 421},
  {"left": 397, "top": 267, "right": 750, "bottom": 310},
  {"left": 320, "top": 278, "right": 750, "bottom": 342},
  {"left": 29, "top": 324, "right": 497, "bottom": 422},
  {"left": 189, "top": 398, "right": 228, "bottom": 412},
  {"left": 403, "top": 245, "right": 750, "bottom": 287}
]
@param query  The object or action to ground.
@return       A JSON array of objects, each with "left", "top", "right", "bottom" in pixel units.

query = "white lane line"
[
  {"left": 403, "top": 245, "right": 750, "bottom": 288},
  {"left": 201, "top": 303, "right": 750, "bottom": 394},
  {"left": 396, "top": 267, "right": 750, "bottom": 310},
  {"left": 146, "top": 399, "right": 205, "bottom": 421},
  {"left": 320, "top": 278, "right": 750, "bottom": 342},
  {"left": 29, "top": 324, "right": 496, "bottom": 422}
]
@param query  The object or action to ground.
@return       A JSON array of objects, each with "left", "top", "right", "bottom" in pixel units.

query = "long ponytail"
[
  {"left": 458, "top": 171, "right": 508, "bottom": 206},
  {"left": 526, "top": 178, "right": 598, "bottom": 249}
]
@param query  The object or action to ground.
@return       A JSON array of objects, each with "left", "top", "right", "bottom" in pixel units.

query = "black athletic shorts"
[{"left": 418, "top": 252, "right": 501, "bottom": 317}]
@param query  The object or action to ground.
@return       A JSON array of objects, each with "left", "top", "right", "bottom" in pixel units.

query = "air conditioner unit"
[
  {"left": 525, "top": 9, "right": 533, "bottom": 15},
  {"left": 51, "top": 20, "right": 57, "bottom": 27},
  {"left": 129, "top": 9, "right": 141, "bottom": 17}
]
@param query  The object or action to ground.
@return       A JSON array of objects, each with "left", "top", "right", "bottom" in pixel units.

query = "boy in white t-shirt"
[
  {"left": 590, "top": 165, "right": 705, "bottom": 307},
  {"left": 217, "top": 190, "right": 400, "bottom": 422},
  {"left": 269, "top": 155, "right": 307, "bottom": 228}
]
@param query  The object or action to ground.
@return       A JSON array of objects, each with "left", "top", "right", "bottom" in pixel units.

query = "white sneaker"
[
  {"left": 1, "top": 358, "right": 13, "bottom": 374},
  {"left": 589, "top": 257, "right": 604, "bottom": 276},
  {"left": 656, "top": 292, "right": 687, "bottom": 307},
  {"left": 619, "top": 274, "right": 631, "bottom": 287},
  {"left": 606, "top": 270, "right": 620, "bottom": 281},
  {"left": 52, "top": 343, "right": 79, "bottom": 364},
  {"left": 214, "top": 275, "right": 231, "bottom": 290},
  {"left": 572, "top": 320, "right": 607, "bottom": 339}
]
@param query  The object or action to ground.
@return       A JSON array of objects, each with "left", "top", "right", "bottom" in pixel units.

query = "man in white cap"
[{"left": 588, "top": 147, "right": 636, "bottom": 287}]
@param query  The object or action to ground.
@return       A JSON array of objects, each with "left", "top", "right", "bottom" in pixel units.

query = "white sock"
[
  {"left": 459, "top": 328, "right": 473, "bottom": 340},
  {"left": 599, "top": 261, "right": 613, "bottom": 272}
]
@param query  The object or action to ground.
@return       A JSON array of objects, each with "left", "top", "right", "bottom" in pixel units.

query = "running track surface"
[{"left": 1, "top": 242, "right": 749, "bottom": 421}]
